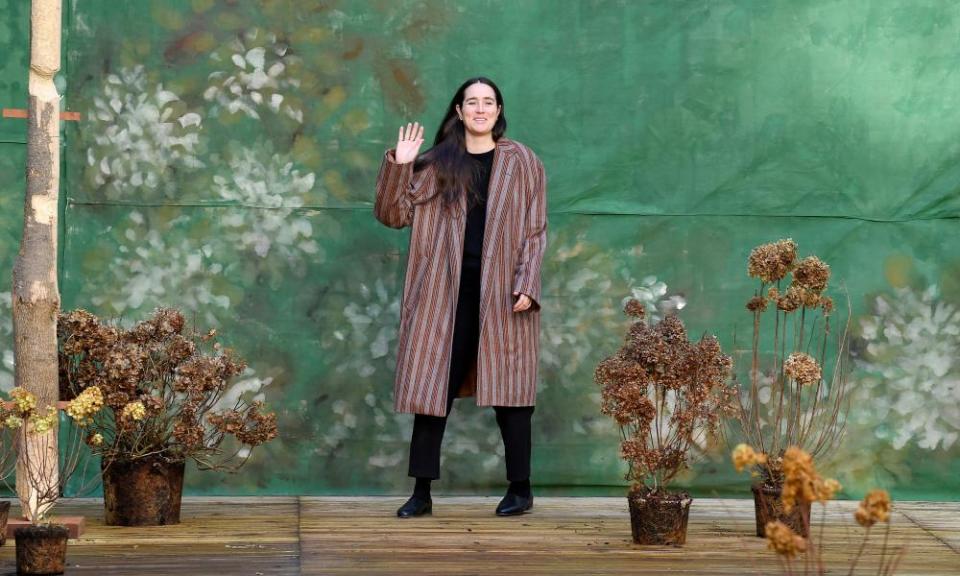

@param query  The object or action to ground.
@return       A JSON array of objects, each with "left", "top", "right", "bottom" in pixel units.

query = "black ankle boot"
[
  {"left": 495, "top": 490, "right": 533, "bottom": 516},
  {"left": 397, "top": 494, "right": 432, "bottom": 518}
]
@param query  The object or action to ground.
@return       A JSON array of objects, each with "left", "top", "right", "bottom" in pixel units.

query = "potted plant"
[
  {"left": 1, "top": 385, "right": 106, "bottom": 575},
  {"left": 734, "top": 445, "right": 902, "bottom": 574},
  {"left": 57, "top": 307, "right": 279, "bottom": 526},
  {"left": 595, "top": 300, "right": 736, "bottom": 545},
  {"left": 732, "top": 239, "right": 851, "bottom": 537}
]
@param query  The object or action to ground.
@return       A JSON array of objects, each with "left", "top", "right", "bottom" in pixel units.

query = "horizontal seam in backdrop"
[{"left": 64, "top": 200, "right": 960, "bottom": 223}]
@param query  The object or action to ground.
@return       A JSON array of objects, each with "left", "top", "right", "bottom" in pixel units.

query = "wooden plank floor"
[{"left": 0, "top": 497, "right": 956, "bottom": 575}]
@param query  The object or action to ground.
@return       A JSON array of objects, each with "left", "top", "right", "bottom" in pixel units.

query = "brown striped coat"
[{"left": 374, "top": 138, "right": 547, "bottom": 416}]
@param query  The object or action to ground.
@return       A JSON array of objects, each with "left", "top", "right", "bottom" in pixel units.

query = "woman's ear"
[{"left": 455, "top": 104, "right": 462, "bottom": 120}]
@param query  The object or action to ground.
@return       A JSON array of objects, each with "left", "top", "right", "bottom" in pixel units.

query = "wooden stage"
[{"left": 0, "top": 497, "right": 956, "bottom": 575}]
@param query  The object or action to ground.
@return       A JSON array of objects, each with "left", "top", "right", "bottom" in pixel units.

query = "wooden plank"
[
  {"left": 300, "top": 497, "right": 959, "bottom": 576},
  {"left": 0, "top": 497, "right": 300, "bottom": 575},
  {"left": 0, "top": 497, "right": 954, "bottom": 575}
]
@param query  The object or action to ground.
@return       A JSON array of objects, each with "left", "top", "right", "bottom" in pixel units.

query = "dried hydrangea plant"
[
  {"left": 735, "top": 239, "right": 851, "bottom": 487},
  {"left": 595, "top": 300, "right": 736, "bottom": 496},
  {"left": 57, "top": 307, "right": 278, "bottom": 470}
]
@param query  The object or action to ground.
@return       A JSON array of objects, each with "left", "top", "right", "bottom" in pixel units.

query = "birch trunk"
[{"left": 13, "top": 0, "right": 62, "bottom": 522}]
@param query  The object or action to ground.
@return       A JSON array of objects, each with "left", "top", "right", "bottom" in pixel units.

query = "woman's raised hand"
[{"left": 395, "top": 122, "right": 425, "bottom": 164}]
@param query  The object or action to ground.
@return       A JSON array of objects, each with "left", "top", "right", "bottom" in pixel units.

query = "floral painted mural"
[{"left": 0, "top": 0, "right": 957, "bottom": 499}]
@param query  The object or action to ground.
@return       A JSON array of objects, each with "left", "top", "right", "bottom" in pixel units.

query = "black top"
[{"left": 463, "top": 148, "right": 495, "bottom": 266}]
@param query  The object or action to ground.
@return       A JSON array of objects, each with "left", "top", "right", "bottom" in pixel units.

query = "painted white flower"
[
  {"left": 86, "top": 65, "right": 204, "bottom": 200},
  {"left": 854, "top": 285, "right": 960, "bottom": 450},
  {"left": 204, "top": 28, "right": 302, "bottom": 122},
  {"left": 94, "top": 212, "right": 232, "bottom": 327},
  {"left": 331, "top": 279, "right": 401, "bottom": 379},
  {"left": 213, "top": 142, "right": 323, "bottom": 262}
]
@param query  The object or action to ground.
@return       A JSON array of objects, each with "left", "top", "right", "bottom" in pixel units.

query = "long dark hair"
[{"left": 414, "top": 77, "right": 507, "bottom": 207}]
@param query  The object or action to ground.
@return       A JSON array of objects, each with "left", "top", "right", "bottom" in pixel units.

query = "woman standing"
[{"left": 374, "top": 77, "right": 547, "bottom": 518}]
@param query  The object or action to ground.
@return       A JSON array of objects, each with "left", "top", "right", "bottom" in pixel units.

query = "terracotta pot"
[
  {"left": 0, "top": 500, "right": 10, "bottom": 546},
  {"left": 15, "top": 524, "right": 68, "bottom": 575},
  {"left": 102, "top": 457, "right": 185, "bottom": 526},
  {"left": 752, "top": 483, "right": 811, "bottom": 538},
  {"left": 627, "top": 488, "right": 692, "bottom": 546}
]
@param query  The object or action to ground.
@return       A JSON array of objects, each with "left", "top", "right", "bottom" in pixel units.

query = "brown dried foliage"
[
  {"left": 596, "top": 300, "right": 736, "bottom": 493},
  {"left": 57, "top": 308, "right": 278, "bottom": 470}
]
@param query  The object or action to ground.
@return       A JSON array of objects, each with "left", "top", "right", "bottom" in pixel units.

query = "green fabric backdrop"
[{"left": 0, "top": 0, "right": 958, "bottom": 499}]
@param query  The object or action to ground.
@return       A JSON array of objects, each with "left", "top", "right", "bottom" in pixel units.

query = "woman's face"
[{"left": 456, "top": 82, "right": 500, "bottom": 138}]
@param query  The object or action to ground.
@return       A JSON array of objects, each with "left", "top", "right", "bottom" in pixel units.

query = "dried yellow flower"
[
  {"left": 121, "top": 401, "right": 147, "bottom": 422},
  {"left": 765, "top": 521, "right": 807, "bottom": 558},
  {"left": 783, "top": 352, "right": 821, "bottom": 386},
  {"left": 732, "top": 443, "right": 768, "bottom": 472},
  {"left": 9, "top": 387, "right": 37, "bottom": 415},
  {"left": 781, "top": 446, "right": 839, "bottom": 511},
  {"left": 66, "top": 386, "right": 104, "bottom": 425},
  {"left": 855, "top": 489, "right": 891, "bottom": 527},
  {"left": 3, "top": 415, "right": 23, "bottom": 430},
  {"left": 28, "top": 407, "right": 58, "bottom": 434},
  {"left": 88, "top": 432, "right": 104, "bottom": 446}
]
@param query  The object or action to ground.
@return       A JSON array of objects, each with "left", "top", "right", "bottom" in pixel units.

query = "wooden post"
[{"left": 12, "top": 0, "right": 62, "bottom": 522}]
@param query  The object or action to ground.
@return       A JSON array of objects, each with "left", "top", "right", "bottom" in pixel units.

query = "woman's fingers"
[
  {"left": 513, "top": 294, "right": 531, "bottom": 312},
  {"left": 399, "top": 122, "right": 422, "bottom": 142}
]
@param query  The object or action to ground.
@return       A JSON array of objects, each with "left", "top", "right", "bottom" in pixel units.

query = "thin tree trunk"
[{"left": 13, "top": 0, "right": 62, "bottom": 522}]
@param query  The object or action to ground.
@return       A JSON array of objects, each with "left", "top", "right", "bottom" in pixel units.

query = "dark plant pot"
[
  {"left": 751, "top": 483, "right": 810, "bottom": 538},
  {"left": 0, "top": 501, "right": 10, "bottom": 546},
  {"left": 102, "top": 457, "right": 185, "bottom": 526},
  {"left": 15, "top": 524, "right": 68, "bottom": 575},
  {"left": 627, "top": 488, "right": 692, "bottom": 546}
]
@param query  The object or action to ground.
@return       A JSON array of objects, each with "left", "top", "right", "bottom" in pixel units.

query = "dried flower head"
[
  {"left": 776, "top": 285, "right": 803, "bottom": 312},
  {"left": 748, "top": 239, "right": 798, "bottom": 283},
  {"left": 3, "top": 415, "right": 23, "bottom": 430},
  {"left": 765, "top": 521, "right": 807, "bottom": 558},
  {"left": 783, "top": 353, "right": 821, "bottom": 386},
  {"left": 87, "top": 433, "right": 104, "bottom": 446},
  {"left": 9, "top": 387, "right": 37, "bottom": 415},
  {"left": 793, "top": 256, "right": 830, "bottom": 293},
  {"left": 173, "top": 417, "right": 205, "bottom": 450},
  {"left": 746, "top": 296, "right": 768, "bottom": 313},
  {"left": 121, "top": 401, "right": 147, "bottom": 422},
  {"left": 624, "top": 298, "right": 646, "bottom": 319},
  {"left": 855, "top": 489, "right": 892, "bottom": 527},
  {"left": 820, "top": 296, "right": 834, "bottom": 316},
  {"left": 732, "top": 443, "right": 768, "bottom": 473},
  {"left": 781, "top": 446, "right": 840, "bottom": 511},
  {"left": 127, "top": 307, "right": 185, "bottom": 343},
  {"left": 28, "top": 407, "right": 58, "bottom": 434},
  {"left": 66, "top": 386, "right": 104, "bottom": 426}
]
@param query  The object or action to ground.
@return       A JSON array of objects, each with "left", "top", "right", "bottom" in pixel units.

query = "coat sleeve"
[
  {"left": 513, "top": 156, "right": 547, "bottom": 311},
  {"left": 374, "top": 149, "right": 431, "bottom": 229}
]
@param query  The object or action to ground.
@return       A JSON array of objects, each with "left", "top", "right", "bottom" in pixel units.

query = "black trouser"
[{"left": 407, "top": 260, "right": 534, "bottom": 482}]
